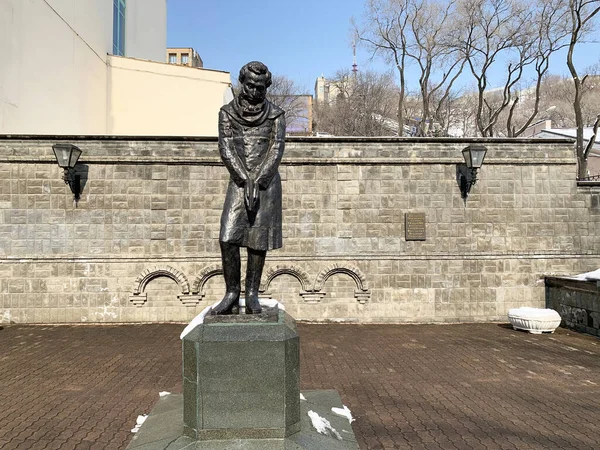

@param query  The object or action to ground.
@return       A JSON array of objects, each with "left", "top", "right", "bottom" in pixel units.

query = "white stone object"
[{"left": 508, "top": 307, "right": 561, "bottom": 334}]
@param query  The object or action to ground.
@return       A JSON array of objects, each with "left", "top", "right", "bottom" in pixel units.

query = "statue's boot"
[
  {"left": 211, "top": 292, "right": 239, "bottom": 315},
  {"left": 211, "top": 242, "right": 241, "bottom": 315},
  {"left": 245, "top": 248, "right": 266, "bottom": 314}
]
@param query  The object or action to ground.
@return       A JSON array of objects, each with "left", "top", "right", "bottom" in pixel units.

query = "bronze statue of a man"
[{"left": 212, "top": 61, "right": 286, "bottom": 315}]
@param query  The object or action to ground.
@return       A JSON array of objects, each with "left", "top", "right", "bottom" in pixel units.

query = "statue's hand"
[{"left": 244, "top": 178, "right": 259, "bottom": 211}]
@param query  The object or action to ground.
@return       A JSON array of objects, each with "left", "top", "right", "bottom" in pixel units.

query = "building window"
[
  {"left": 181, "top": 53, "right": 189, "bottom": 65},
  {"left": 168, "top": 53, "right": 177, "bottom": 64},
  {"left": 113, "top": 0, "right": 126, "bottom": 56}
]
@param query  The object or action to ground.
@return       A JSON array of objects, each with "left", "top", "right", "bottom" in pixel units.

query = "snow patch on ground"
[
  {"left": 307, "top": 410, "right": 342, "bottom": 440},
  {"left": 180, "top": 299, "right": 286, "bottom": 340},
  {"left": 159, "top": 391, "right": 170, "bottom": 397},
  {"left": 570, "top": 268, "right": 600, "bottom": 281},
  {"left": 331, "top": 405, "right": 354, "bottom": 423},
  {"left": 300, "top": 393, "right": 307, "bottom": 401},
  {"left": 130, "top": 414, "right": 147, "bottom": 433}
]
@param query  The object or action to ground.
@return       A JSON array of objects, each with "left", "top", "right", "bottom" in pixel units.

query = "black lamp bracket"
[
  {"left": 63, "top": 167, "right": 81, "bottom": 204},
  {"left": 456, "top": 164, "right": 479, "bottom": 201}
]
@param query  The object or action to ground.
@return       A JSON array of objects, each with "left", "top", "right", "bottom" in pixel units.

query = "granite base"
[{"left": 126, "top": 390, "right": 359, "bottom": 450}]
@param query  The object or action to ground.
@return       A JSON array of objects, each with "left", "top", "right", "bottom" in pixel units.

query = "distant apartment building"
[
  {"left": 314, "top": 75, "right": 342, "bottom": 104},
  {"left": 1, "top": 0, "right": 231, "bottom": 136},
  {"left": 167, "top": 48, "right": 203, "bottom": 68}
]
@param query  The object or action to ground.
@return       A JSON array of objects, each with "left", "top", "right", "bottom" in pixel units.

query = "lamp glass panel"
[
  {"left": 68, "top": 148, "right": 82, "bottom": 168},
  {"left": 470, "top": 147, "right": 487, "bottom": 168},
  {"left": 52, "top": 145, "right": 71, "bottom": 168},
  {"left": 462, "top": 147, "right": 473, "bottom": 168}
]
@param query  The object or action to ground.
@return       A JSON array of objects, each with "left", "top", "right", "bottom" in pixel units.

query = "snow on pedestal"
[{"left": 569, "top": 268, "right": 600, "bottom": 281}]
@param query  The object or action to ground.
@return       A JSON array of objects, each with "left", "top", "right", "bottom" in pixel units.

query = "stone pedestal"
[
  {"left": 126, "top": 308, "right": 358, "bottom": 449},
  {"left": 182, "top": 309, "right": 300, "bottom": 440}
]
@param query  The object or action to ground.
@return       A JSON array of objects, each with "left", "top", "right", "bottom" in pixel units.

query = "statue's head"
[{"left": 238, "top": 61, "right": 272, "bottom": 105}]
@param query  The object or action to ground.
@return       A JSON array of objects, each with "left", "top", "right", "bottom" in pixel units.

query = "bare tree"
[
  {"left": 455, "top": 0, "right": 537, "bottom": 136},
  {"left": 539, "top": 75, "right": 576, "bottom": 127},
  {"left": 566, "top": 0, "right": 600, "bottom": 178},
  {"left": 506, "top": 0, "right": 571, "bottom": 136},
  {"left": 352, "top": 0, "right": 600, "bottom": 148},
  {"left": 354, "top": 0, "right": 411, "bottom": 134},
  {"left": 505, "top": 69, "right": 599, "bottom": 129},
  {"left": 266, "top": 75, "right": 309, "bottom": 129},
  {"left": 452, "top": 90, "right": 479, "bottom": 136},
  {"left": 429, "top": 85, "right": 464, "bottom": 135},
  {"left": 406, "top": 0, "right": 466, "bottom": 136}
]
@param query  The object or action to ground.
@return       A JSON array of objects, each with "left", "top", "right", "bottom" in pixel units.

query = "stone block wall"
[
  {"left": 545, "top": 277, "right": 600, "bottom": 336},
  {"left": 1, "top": 135, "right": 600, "bottom": 323}
]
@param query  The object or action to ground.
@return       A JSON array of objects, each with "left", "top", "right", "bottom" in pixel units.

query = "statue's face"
[{"left": 240, "top": 72, "right": 269, "bottom": 105}]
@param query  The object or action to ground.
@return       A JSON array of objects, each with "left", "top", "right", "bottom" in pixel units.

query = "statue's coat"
[{"left": 218, "top": 98, "right": 286, "bottom": 251}]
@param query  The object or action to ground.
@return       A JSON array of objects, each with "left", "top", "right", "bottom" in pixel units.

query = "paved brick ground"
[{"left": 0, "top": 322, "right": 599, "bottom": 450}]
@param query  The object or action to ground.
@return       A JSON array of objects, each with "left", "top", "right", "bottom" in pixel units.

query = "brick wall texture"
[{"left": 1, "top": 135, "right": 600, "bottom": 324}]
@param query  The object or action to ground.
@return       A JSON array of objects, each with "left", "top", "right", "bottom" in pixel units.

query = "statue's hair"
[{"left": 239, "top": 61, "right": 272, "bottom": 88}]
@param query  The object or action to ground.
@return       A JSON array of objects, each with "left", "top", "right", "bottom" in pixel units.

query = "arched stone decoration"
[
  {"left": 191, "top": 264, "right": 224, "bottom": 297},
  {"left": 129, "top": 265, "right": 191, "bottom": 307},
  {"left": 299, "top": 291, "right": 327, "bottom": 304},
  {"left": 313, "top": 263, "right": 371, "bottom": 304},
  {"left": 354, "top": 290, "right": 371, "bottom": 305},
  {"left": 132, "top": 265, "right": 190, "bottom": 295},
  {"left": 261, "top": 264, "right": 312, "bottom": 292}
]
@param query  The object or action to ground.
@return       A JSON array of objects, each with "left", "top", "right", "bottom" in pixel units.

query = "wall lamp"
[
  {"left": 52, "top": 144, "right": 82, "bottom": 205},
  {"left": 457, "top": 144, "right": 487, "bottom": 201}
]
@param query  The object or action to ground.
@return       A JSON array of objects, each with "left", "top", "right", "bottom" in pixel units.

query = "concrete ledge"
[
  {"left": 0, "top": 133, "right": 574, "bottom": 143},
  {"left": 545, "top": 276, "right": 600, "bottom": 336}
]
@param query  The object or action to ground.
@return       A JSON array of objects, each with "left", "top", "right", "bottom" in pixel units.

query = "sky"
[
  {"left": 166, "top": 0, "right": 600, "bottom": 96},
  {"left": 166, "top": 0, "right": 376, "bottom": 92}
]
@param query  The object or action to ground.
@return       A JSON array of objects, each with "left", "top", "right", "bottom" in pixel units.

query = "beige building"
[
  {"left": 314, "top": 75, "right": 342, "bottom": 104},
  {"left": 0, "top": 0, "right": 231, "bottom": 137},
  {"left": 167, "top": 48, "right": 203, "bottom": 68},
  {"left": 108, "top": 56, "right": 231, "bottom": 136}
]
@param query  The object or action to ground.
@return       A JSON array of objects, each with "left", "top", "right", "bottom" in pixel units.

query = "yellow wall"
[
  {"left": 0, "top": 0, "right": 225, "bottom": 137},
  {"left": 0, "top": 0, "right": 111, "bottom": 134},
  {"left": 107, "top": 56, "right": 232, "bottom": 136}
]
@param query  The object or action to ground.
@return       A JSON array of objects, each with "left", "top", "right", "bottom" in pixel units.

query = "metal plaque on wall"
[{"left": 405, "top": 213, "right": 426, "bottom": 241}]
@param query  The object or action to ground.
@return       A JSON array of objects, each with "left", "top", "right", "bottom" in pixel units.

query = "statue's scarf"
[{"left": 225, "top": 97, "right": 283, "bottom": 127}]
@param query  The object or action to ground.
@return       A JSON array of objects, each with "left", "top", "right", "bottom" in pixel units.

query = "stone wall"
[
  {"left": 545, "top": 277, "right": 600, "bottom": 336},
  {"left": 1, "top": 135, "right": 600, "bottom": 324}
]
